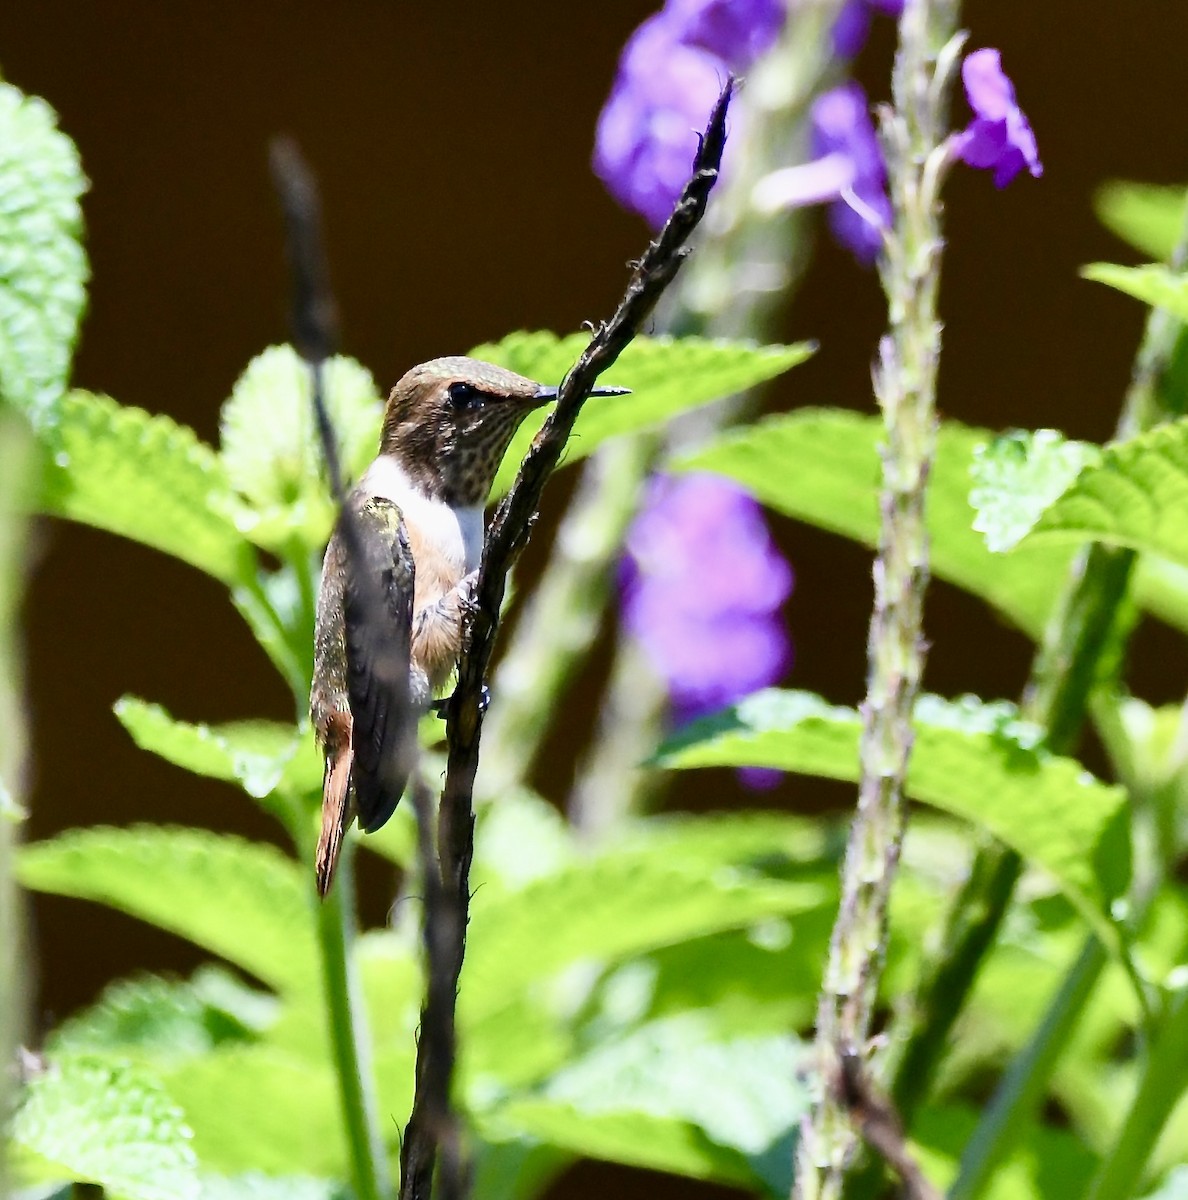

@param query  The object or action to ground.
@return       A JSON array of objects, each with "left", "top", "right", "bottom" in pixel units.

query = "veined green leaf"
[
  {"left": 677, "top": 409, "right": 1076, "bottom": 637},
  {"left": 655, "top": 690, "right": 1130, "bottom": 946},
  {"left": 12, "top": 1055, "right": 199, "bottom": 1200},
  {"left": 17, "top": 826, "right": 317, "bottom": 994},
  {"left": 1083, "top": 263, "right": 1188, "bottom": 324},
  {"left": 161, "top": 1047, "right": 350, "bottom": 1179},
  {"left": 49, "top": 967, "right": 277, "bottom": 1062},
  {"left": 970, "top": 430, "right": 1101, "bottom": 552},
  {"left": 218, "top": 345, "right": 383, "bottom": 553},
  {"left": 114, "top": 696, "right": 305, "bottom": 814},
  {"left": 0, "top": 83, "right": 88, "bottom": 422},
  {"left": 538, "top": 1014, "right": 806, "bottom": 1173},
  {"left": 1096, "top": 182, "right": 1188, "bottom": 262},
  {"left": 475, "top": 331, "right": 815, "bottom": 497},
  {"left": 198, "top": 1174, "right": 343, "bottom": 1200},
  {"left": 36, "top": 390, "right": 254, "bottom": 584},
  {"left": 1014, "top": 418, "right": 1188, "bottom": 569},
  {"left": 480, "top": 1103, "right": 755, "bottom": 1191},
  {"left": 462, "top": 843, "right": 828, "bottom": 1021}
]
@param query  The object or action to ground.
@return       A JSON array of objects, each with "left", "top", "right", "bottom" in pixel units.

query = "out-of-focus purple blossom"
[
  {"left": 832, "top": 0, "right": 904, "bottom": 58},
  {"left": 811, "top": 82, "right": 890, "bottom": 263},
  {"left": 665, "top": 0, "right": 785, "bottom": 70},
  {"left": 956, "top": 48, "right": 1042, "bottom": 188},
  {"left": 594, "top": 1, "right": 788, "bottom": 229},
  {"left": 594, "top": 15, "right": 726, "bottom": 229},
  {"left": 620, "top": 473, "right": 793, "bottom": 728},
  {"left": 751, "top": 82, "right": 889, "bottom": 264}
]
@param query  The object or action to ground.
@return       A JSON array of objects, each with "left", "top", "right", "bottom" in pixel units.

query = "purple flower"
[
  {"left": 665, "top": 0, "right": 785, "bottom": 70},
  {"left": 594, "top": 15, "right": 726, "bottom": 229},
  {"left": 811, "top": 83, "right": 890, "bottom": 263},
  {"left": 594, "top": 1, "right": 788, "bottom": 228},
  {"left": 620, "top": 473, "right": 793, "bottom": 725},
  {"left": 956, "top": 49, "right": 1042, "bottom": 188},
  {"left": 751, "top": 82, "right": 889, "bottom": 264},
  {"left": 832, "top": 0, "right": 904, "bottom": 59}
]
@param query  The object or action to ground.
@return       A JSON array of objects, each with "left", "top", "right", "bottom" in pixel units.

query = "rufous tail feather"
[{"left": 315, "top": 716, "right": 354, "bottom": 898}]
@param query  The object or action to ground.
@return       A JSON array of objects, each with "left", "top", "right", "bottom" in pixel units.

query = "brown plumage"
[{"left": 310, "top": 356, "right": 553, "bottom": 896}]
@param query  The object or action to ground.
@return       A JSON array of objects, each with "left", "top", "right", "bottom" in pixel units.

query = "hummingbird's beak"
[{"left": 532, "top": 383, "right": 632, "bottom": 405}]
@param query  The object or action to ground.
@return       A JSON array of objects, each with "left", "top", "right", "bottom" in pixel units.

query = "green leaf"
[
  {"left": 1083, "top": 262, "right": 1188, "bottom": 323},
  {"left": 219, "top": 345, "right": 383, "bottom": 552},
  {"left": 462, "top": 842, "right": 828, "bottom": 1018},
  {"left": 49, "top": 967, "right": 277, "bottom": 1062},
  {"left": 17, "top": 826, "right": 317, "bottom": 994},
  {"left": 678, "top": 409, "right": 1076, "bottom": 637},
  {"left": 12, "top": 1055, "right": 199, "bottom": 1200},
  {"left": 161, "top": 1047, "right": 350, "bottom": 1178},
  {"left": 481, "top": 1104, "right": 755, "bottom": 1191},
  {"left": 198, "top": 1174, "right": 343, "bottom": 1200},
  {"left": 114, "top": 696, "right": 305, "bottom": 811},
  {"left": 970, "top": 430, "right": 1101, "bottom": 552},
  {"left": 37, "top": 390, "right": 254, "bottom": 584},
  {"left": 535, "top": 1013, "right": 807, "bottom": 1191},
  {"left": 1096, "top": 182, "right": 1187, "bottom": 262},
  {"left": 474, "top": 332, "right": 815, "bottom": 497},
  {"left": 1011, "top": 418, "right": 1188, "bottom": 570},
  {"left": 0, "top": 82, "right": 88, "bottom": 422},
  {"left": 655, "top": 690, "right": 1130, "bottom": 945}
]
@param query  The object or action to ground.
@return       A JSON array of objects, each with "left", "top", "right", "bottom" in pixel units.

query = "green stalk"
[
  {"left": 313, "top": 839, "right": 390, "bottom": 1200},
  {"left": 0, "top": 413, "right": 32, "bottom": 1199},
  {"left": 929, "top": 196, "right": 1188, "bottom": 1200},
  {"left": 948, "top": 937, "right": 1105, "bottom": 1200},
  {"left": 793, "top": 4, "right": 961, "bottom": 1196},
  {"left": 1086, "top": 983, "right": 1188, "bottom": 1200}
]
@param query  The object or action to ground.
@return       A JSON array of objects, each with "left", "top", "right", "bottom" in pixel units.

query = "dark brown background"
[{"left": 5, "top": 3, "right": 1188, "bottom": 1197}]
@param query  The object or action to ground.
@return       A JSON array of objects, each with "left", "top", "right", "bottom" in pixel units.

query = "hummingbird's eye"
[{"left": 447, "top": 381, "right": 483, "bottom": 411}]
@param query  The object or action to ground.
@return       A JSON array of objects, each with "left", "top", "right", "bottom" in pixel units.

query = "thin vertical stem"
[
  {"left": 0, "top": 413, "right": 33, "bottom": 1200},
  {"left": 891, "top": 192, "right": 1188, "bottom": 1198},
  {"left": 793, "top": 3, "right": 960, "bottom": 1197},
  {"left": 315, "top": 841, "right": 391, "bottom": 1200}
]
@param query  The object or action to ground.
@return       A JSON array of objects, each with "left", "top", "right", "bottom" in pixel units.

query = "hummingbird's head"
[{"left": 379, "top": 356, "right": 627, "bottom": 506}]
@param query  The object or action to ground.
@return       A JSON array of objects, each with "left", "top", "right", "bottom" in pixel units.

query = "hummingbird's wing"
[
  {"left": 313, "top": 496, "right": 416, "bottom": 896},
  {"left": 341, "top": 497, "right": 418, "bottom": 834}
]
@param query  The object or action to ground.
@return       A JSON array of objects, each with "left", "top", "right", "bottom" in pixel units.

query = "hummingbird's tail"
[{"left": 315, "top": 712, "right": 354, "bottom": 898}]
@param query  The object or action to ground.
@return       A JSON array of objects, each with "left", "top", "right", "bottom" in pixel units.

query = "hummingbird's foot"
[{"left": 431, "top": 683, "right": 490, "bottom": 720}]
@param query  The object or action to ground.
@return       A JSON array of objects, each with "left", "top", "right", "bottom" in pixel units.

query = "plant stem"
[
  {"left": 1086, "top": 982, "right": 1188, "bottom": 1200},
  {"left": 315, "top": 840, "right": 390, "bottom": 1200},
  {"left": 948, "top": 937, "right": 1105, "bottom": 1200},
  {"left": 793, "top": 4, "right": 960, "bottom": 1196},
  {"left": 0, "top": 413, "right": 33, "bottom": 1200},
  {"left": 924, "top": 197, "right": 1188, "bottom": 1200}
]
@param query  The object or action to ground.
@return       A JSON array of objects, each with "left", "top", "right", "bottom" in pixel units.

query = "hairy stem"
[{"left": 793, "top": 4, "right": 960, "bottom": 1196}]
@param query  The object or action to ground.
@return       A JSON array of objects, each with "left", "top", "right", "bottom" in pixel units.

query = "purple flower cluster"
[
  {"left": 832, "top": 0, "right": 904, "bottom": 59},
  {"left": 620, "top": 473, "right": 793, "bottom": 725},
  {"left": 594, "top": 0, "right": 786, "bottom": 229}
]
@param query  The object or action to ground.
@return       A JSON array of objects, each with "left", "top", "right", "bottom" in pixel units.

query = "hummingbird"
[{"left": 310, "top": 355, "right": 627, "bottom": 896}]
